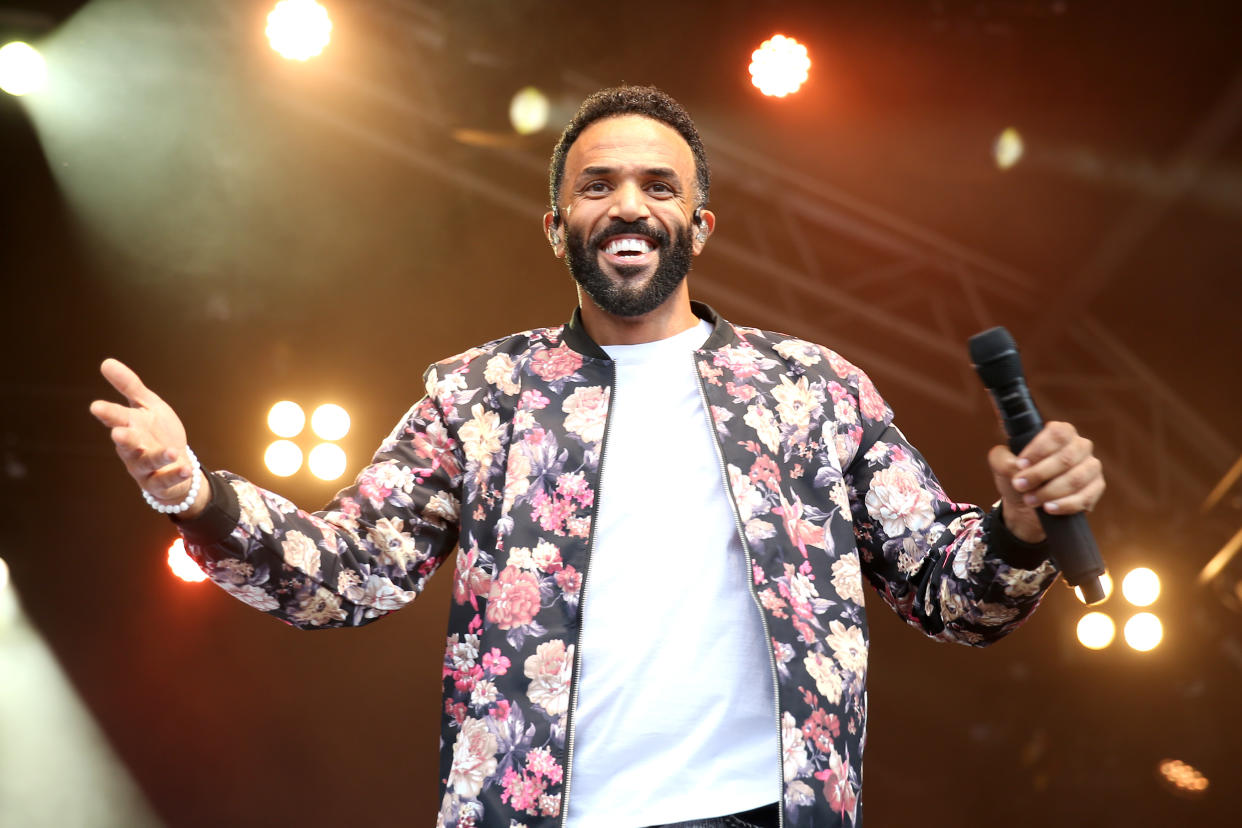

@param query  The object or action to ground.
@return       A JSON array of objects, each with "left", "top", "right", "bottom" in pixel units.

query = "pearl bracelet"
[{"left": 142, "top": 446, "right": 202, "bottom": 515}]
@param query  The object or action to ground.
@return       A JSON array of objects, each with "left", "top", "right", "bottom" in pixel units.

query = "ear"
[
  {"left": 543, "top": 211, "right": 565, "bottom": 258},
  {"left": 691, "top": 209, "right": 716, "bottom": 255}
]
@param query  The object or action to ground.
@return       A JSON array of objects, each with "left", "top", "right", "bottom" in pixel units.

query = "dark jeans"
[{"left": 647, "top": 802, "right": 780, "bottom": 828}]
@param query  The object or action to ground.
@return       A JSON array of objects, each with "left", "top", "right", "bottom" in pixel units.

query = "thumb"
[{"left": 100, "top": 358, "right": 157, "bottom": 408}]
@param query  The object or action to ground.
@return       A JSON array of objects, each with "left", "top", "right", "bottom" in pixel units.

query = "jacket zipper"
[
  {"left": 559, "top": 362, "right": 615, "bottom": 827},
  {"left": 693, "top": 354, "right": 786, "bottom": 828}
]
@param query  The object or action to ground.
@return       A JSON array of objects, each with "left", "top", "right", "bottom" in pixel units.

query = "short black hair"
[{"left": 548, "top": 85, "right": 710, "bottom": 212}]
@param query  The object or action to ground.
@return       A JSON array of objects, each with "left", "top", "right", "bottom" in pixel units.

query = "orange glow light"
[
  {"left": 167, "top": 539, "right": 209, "bottom": 583},
  {"left": 749, "top": 34, "right": 811, "bottom": 98}
]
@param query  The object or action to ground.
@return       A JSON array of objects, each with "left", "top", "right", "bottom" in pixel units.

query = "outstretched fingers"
[{"left": 99, "top": 358, "right": 157, "bottom": 408}]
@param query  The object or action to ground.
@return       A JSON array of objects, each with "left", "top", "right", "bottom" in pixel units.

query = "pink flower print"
[
  {"left": 482, "top": 648, "right": 511, "bottom": 676},
  {"left": 530, "top": 345, "right": 583, "bottom": 382},
  {"left": 485, "top": 566, "right": 541, "bottom": 630},
  {"left": 519, "top": 389, "right": 551, "bottom": 410},
  {"left": 555, "top": 565, "right": 582, "bottom": 596}
]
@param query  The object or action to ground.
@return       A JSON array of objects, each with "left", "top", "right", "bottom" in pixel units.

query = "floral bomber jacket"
[{"left": 178, "top": 302, "right": 1060, "bottom": 828}]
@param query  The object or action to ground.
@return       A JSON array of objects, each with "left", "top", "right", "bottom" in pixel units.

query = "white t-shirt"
[{"left": 566, "top": 319, "right": 779, "bottom": 827}]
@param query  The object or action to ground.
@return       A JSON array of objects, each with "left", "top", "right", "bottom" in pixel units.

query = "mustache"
[{"left": 588, "top": 220, "right": 670, "bottom": 248}]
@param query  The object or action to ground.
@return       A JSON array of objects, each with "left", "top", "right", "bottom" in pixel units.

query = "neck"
[{"left": 577, "top": 285, "right": 700, "bottom": 346}]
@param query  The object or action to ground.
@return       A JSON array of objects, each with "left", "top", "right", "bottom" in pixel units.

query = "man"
[{"left": 91, "top": 86, "right": 1104, "bottom": 828}]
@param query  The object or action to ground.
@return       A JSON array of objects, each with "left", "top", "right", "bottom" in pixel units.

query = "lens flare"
[
  {"left": 167, "top": 539, "right": 208, "bottom": 583},
  {"left": 264, "top": 439, "right": 303, "bottom": 477},
  {"left": 0, "top": 41, "right": 48, "bottom": 96},
  {"left": 510, "top": 86, "right": 549, "bottom": 135},
  {"left": 311, "top": 403, "right": 350, "bottom": 440},
  {"left": 266, "top": 0, "right": 333, "bottom": 61},
  {"left": 749, "top": 35, "right": 811, "bottom": 98},
  {"left": 267, "top": 400, "right": 306, "bottom": 438},
  {"left": 1076, "top": 611, "right": 1115, "bottom": 650}
]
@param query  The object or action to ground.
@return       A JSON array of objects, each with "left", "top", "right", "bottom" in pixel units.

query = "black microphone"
[{"left": 969, "top": 326, "right": 1107, "bottom": 605}]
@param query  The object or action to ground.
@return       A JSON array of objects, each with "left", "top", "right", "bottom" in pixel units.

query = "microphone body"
[{"left": 969, "top": 327, "right": 1108, "bottom": 604}]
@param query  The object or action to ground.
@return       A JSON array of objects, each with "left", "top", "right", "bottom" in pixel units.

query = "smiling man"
[{"left": 92, "top": 86, "right": 1104, "bottom": 828}]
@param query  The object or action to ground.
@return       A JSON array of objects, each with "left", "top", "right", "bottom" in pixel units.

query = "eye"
[
  {"left": 583, "top": 181, "right": 611, "bottom": 195},
  {"left": 647, "top": 181, "right": 675, "bottom": 197}
]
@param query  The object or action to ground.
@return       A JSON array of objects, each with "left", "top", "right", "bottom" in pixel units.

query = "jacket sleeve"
[
  {"left": 840, "top": 365, "right": 1060, "bottom": 647},
  {"left": 175, "top": 377, "right": 464, "bottom": 629}
]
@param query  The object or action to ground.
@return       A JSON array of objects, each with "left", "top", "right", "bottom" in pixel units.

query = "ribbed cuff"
[
  {"left": 171, "top": 471, "right": 240, "bottom": 546},
  {"left": 986, "top": 505, "right": 1053, "bottom": 570}
]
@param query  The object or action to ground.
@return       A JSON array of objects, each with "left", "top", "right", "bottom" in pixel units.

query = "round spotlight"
[
  {"left": 1122, "top": 567, "right": 1160, "bottom": 607},
  {"left": 311, "top": 403, "right": 350, "bottom": 441},
  {"left": 266, "top": 0, "right": 333, "bottom": 61},
  {"left": 1074, "top": 571, "right": 1113, "bottom": 604},
  {"left": 1076, "top": 611, "right": 1115, "bottom": 650},
  {"left": 0, "top": 41, "right": 48, "bottom": 97},
  {"left": 510, "top": 86, "right": 549, "bottom": 135},
  {"left": 994, "top": 127, "right": 1024, "bottom": 169},
  {"left": 267, "top": 400, "right": 306, "bottom": 438},
  {"left": 308, "top": 442, "right": 347, "bottom": 481},
  {"left": 264, "top": 439, "right": 303, "bottom": 477},
  {"left": 167, "top": 539, "right": 209, "bottom": 583},
  {"left": 1124, "top": 612, "right": 1163, "bottom": 652},
  {"left": 749, "top": 34, "right": 811, "bottom": 98}
]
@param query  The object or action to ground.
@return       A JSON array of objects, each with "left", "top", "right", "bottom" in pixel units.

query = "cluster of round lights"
[
  {"left": 749, "top": 34, "right": 811, "bottom": 98},
  {"left": 266, "top": 400, "right": 350, "bottom": 480},
  {"left": 1075, "top": 567, "right": 1163, "bottom": 651},
  {"left": 1157, "top": 758, "right": 1209, "bottom": 797}
]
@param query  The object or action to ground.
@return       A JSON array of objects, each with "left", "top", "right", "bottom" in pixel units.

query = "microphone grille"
[{"left": 969, "top": 326, "right": 1024, "bottom": 389}]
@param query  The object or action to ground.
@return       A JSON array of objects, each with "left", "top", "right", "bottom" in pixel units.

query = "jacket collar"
[{"left": 562, "top": 300, "right": 737, "bottom": 359}]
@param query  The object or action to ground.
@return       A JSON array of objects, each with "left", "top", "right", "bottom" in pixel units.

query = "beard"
[{"left": 564, "top": 218, "right": 694, "bottom": 318}]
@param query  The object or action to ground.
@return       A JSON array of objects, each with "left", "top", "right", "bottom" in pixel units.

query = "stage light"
[
  {"left": 267, "top": 400, "right": 306, "bottom": 438},
  {"left": 0, "top": 557, "right": 12, "bottom": 629},
  {"left": 749, "top": 34, "right": 811, "bottom": 98},
  {"left": 0, "top": 41, "right": 47, "bottom": 97},
  {"left": 1076, "top": 611, "right": 1115, "bottom": 650},
  {"left": 994, "top": 127, "right": 1024, "bottom": 169},
  {"left": 311, "top": 403, "right": 350, "bottom": 441},
  {"left": 1124, "top": 612, "right": 1162, "bottom": 651},
  {"left": 166, "top": 539, "right": 208, "bottom": 583},
  {"left": 1158, "top": 758, "right": 1209, "bottom": 797},
  {"left": 0, "top": 556, "right": 8, "bottom": 593},
  {"left": 510, "top": 86, "right": 549, "bottom": 135},
  {"left": 264, "top": 439, "right": 303, "bottom": 477},
  {"left": 1122, "top": 566, "right": 1160, "bottom": 606},
  {"left": 1075, "top": 571, "right": 1113, "bottom": 604},
  {"left": 266, "top": 0, "right": 332, "bottom": 61},
  {"left": 308, "top": 442, "right": 346, "bottom": 481}
]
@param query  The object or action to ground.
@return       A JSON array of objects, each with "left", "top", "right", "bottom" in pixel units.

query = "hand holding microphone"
[{"left": 970, "top": 327, "right": 1108, "bottom": 604}]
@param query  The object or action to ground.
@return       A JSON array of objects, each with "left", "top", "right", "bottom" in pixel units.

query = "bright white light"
[
  {"left": 1076, "top": 611, "right": 1115, "bottom": 650},
  {"left": 1075, "top": 571, "right": 1113, "bottom": 604},
  {"left": 1122, "top": 567, "right": 1160, "bottom": 607},
  {"left": 510, "top": 87, "right": 550, "bottom": 135},
  {"left": 994, "top": 127, "right": 1024, "bottom": 169},
  {"left": 1124, "top": 612, "right": 1163, "bottom": 651},
  {"left": 0, "top": 557, "right": 8, "bottom": 593},
  {"left": 308, "top": 442, "right": 347, "bottom": 481},
  {"left": 166, "top": 539, "right": 208, "bottom": 583},
  {"left": 264, "top": 439, "right": 303, "bottom": 477},
  {"left": 0, "top": 41, "right": 48, "bottom": 97},
  {"left": 311, "top": 403, "right": 350, "bottom": 440},
  {"left": 749, "top": 34, "right": 811, "bottom": 98},
  {"left": 266, "top": 0, "right": 333, "bottom": 61},
  {"left": 267, "top": 400, "right": 306, "bottom": 438}
]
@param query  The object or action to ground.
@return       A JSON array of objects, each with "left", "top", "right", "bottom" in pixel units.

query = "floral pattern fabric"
[{"left": 180, "top": 303, "right": 1058, "bottom": 827}]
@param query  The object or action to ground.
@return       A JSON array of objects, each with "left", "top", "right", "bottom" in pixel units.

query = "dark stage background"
[{"left": 2, "top": 1, "right": 1240, "bottom": 826}]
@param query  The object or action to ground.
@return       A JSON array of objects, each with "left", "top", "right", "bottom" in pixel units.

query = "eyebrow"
[{"left": 576, "top": 165, "right": 683, "bottom": 184}]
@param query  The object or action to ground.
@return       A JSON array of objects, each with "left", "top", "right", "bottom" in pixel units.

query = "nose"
[{"left": 607, "top": 180, "right": 650, "bottom": 223}]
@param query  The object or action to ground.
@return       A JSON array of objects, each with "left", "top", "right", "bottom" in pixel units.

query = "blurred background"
[{"left": 1, "top": 1, "right": 1240, "bottom": 825}]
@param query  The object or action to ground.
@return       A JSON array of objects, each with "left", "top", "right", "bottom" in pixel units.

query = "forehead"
[{"left": 563, "top": 114, "right": 695, "bottom": 183}]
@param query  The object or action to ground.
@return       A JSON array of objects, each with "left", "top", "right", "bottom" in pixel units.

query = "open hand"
[{"left": 89, "top": 358, "right": 205, "bottom": 515}]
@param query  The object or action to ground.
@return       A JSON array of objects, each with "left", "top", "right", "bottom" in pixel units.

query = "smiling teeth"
[{"left": 604, "top": 238, "right": 654, "bottom": 255}]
